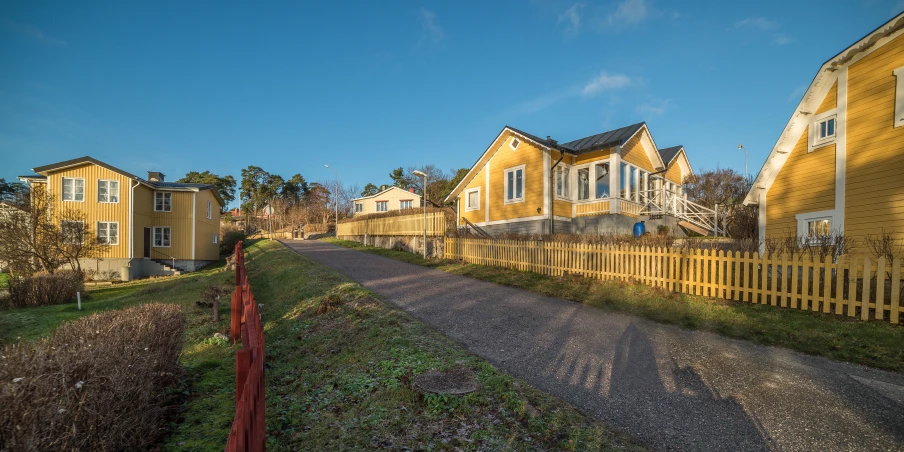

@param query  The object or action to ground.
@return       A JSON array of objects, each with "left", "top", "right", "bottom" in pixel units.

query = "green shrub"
[
  {"left": 0, "top": 303, "right": 185, "bottom": 451},
  {"left": 3, "top": 271, "right": 84, "bottom": 308}
]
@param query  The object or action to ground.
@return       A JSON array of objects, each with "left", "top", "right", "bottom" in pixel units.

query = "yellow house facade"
[
  {"left": 19, "top": 156, "right": 224, "bottom": 279},
  {"left": 352, "top": 186, "right": 422, "bottom": 216},
  {"left": 445, "top": 123, "right": 701, "bottom": 236},
  {"left": 745, "top": 13, "right": 904, "bottom": 247}
]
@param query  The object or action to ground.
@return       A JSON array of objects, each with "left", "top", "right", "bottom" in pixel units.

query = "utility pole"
[
  {"left": 325, "top": 164, "right": 339, "bottom": 234},
  {"left": 413, "top": 170, "right": 427, "bottom": 259},
  {"left": 738, "top": 144, "right": 749, "bottom": 187}
]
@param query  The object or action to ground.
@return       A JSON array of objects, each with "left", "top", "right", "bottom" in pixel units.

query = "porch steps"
[
  {"left": 678, "top": 220, "right": 715, "bottom": 237},
  {"left": 149, "top": 259, "right": 182, "bottom": 276}
]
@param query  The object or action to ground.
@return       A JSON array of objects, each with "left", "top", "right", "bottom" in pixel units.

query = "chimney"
[
  {"left": 547, "top": 136, "right": 558, "bottom": 145},
  {"left": 380, "top": 184, "right": 387, "bottom": 191},
  {"left": 409, "top": 188, "right": 415, "bottom": 193},
  {"left": 147, "top": 171, "right": 165, "bottom": 182}
]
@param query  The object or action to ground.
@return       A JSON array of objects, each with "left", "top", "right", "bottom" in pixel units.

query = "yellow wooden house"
[
  {"left": 352, "top": 186, "right": 422, "bottom": 216},
  {"left": 445, "top": 123, "right": 707, "bottom": 236},
  {"left": 19, "top": 156, "right": 223, "bottom": 279},
  {"left": 744, "top": 13, "right": 904, "bottom": 246}
]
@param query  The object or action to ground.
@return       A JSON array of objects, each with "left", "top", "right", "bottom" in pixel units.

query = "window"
[
  {"left": 895, "top": 66, "right": 904, "bottom": 128},
  {"left": 400, "top": 200, "right": 413, "bottom": 209},
  {"left": 62, "top": 178, "right": 85, "bottom": 202},
  {"left": 97, "top": 222, "right": 119, "bottom": 245},
  {"left": 556, "top": 167, "right": 570, "bottom": 199},
  {"left": 97, "top": 180, "right": 119, "bottom": 203},
  {"left": 595, "top": 163, "right": 610, "bottom": 198},
  {"left": 510, "top": 137, "right": 521, "bottom": 150},
  {"left": 577, "top": 167, "right": 590, "bottom": 201},
  {"left": 154, "top": 192, "right": 172, "bottom": 212},
  {"left": 807, "top": 219, "right": 831, "bottom": 240},
  {"left": 796, "top": 211, "right": 834, "bottom": 245},
  {"left": 153, "top": 227, "right": 171, "bottom": 247},
  {"left": 61, "top": 220, "right": 85, "bottom": 244},
  {"left": 810, "top": 111, "right": 837, "bottom": 149},
  {"left": 213, "top": 234, "right": 218, "bottom": 244},
  {"left": 206, "top": 200, "right": 212, "bottom": 219},
  {"left": 504, "top": 166, "right": 524, "bottom": 203},
  {"left": 355, "top": 203, "right": 363, "bottom": 213},
  {"left": 375, "top": 201, "right": 388, "bottom": 212},
  {"left": 465, "top": 188, "right": 480, "bottom": 211}
]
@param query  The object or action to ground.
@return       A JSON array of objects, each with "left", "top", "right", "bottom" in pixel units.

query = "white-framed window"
[
  {"left": 555, "top": 166, "right": 570, "bottom": 200},
  {"left": 509, "top": 137, "right": 521, "bottom": 150},
  {"left": 97, "top": 221, "right": 119, "bottom": 245},
  {"left": 354, "top": 203, "right": 363, "bottom": 213},
  {"left": 153, "top": 226, "right": 171, "bottom": 247},
  {"left": 375, "top": 201, "right": 388, "bottom": 212},
  {"left": 62, "top": 178, "right": 85, "bottom": 202},
  {"left": 576, "top": 167, "right": 590, "bottom": 201},
  {"left": 154, "top": 192, "right": 172, "bottom": 212},
  {"left": 206, "top": 200, "right": 212, "bottom": 219},
  {"left": 213, "top": 234, "right": 218, "bottom": 244},
  {"left": 796, "top": 210, "right": 834, "bottom": 245},
  {"left": 97, "top": 180, "right": 119, "bottom": 203},
  {"left": 61, "top": 220, "right": 85, "bottom": 244},
  {"left": 400, "top": 200, "right": 413, "bottom": 209},
  {"left": 810, "top": 110, "right": 837, "bottom": 150},
  {"left": 595, "top": 163, "right": 611, "bottom": 198},
  {"left": 465, "top": 187, "right": 480, "bottom": 211},
  {"left": 894, "top": 66, "right": 904, "bottom": 128},
  {"left": 504, "top": 165, "right": 524, "bottom": 204}
]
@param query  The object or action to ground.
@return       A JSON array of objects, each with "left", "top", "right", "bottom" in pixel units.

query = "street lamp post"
[
  {"left": 413, "top": 170, "right": 427, "bottom": 259},
  {"left": 324, "top": 165, "right": 338, "bottom": 235},
  {"left": 738, "top": 144, "right": 749, "bottom": 186}
]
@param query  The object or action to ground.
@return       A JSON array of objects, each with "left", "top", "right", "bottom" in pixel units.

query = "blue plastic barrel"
[{"left": 633, "top": 221, "right": 646, "bottom": 237}]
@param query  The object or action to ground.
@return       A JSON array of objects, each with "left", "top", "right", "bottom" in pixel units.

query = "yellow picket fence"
[
  {"left": 445, "top": 238, "right": 903, "bottom": 324},
  {"left": 338, "top": 212, "right": 447, "bottom": 236}
]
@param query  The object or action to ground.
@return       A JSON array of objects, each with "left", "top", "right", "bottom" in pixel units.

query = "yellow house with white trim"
[
  {"left": 352, "top": 186, "right": 422, "bottom": 216},
  {"left": 445, "top": 123, "right": 704, "bottom": 236},
  {"left": 745, "top": 13, "right": 904, "bottom": 246},
  {"left": 19, "top": 156, "right": 223, "bottom": 278}
]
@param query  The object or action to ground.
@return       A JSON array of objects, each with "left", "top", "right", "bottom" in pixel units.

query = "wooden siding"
[
  {"left": 459, "top": 165, "right": 486, "bottom": 226},
  {"left": 665, "top": 160, "right": 684, "bottom": 184},
  {"left": 488, "top": 133, "right": 545, "bottom": 222},
  {"left": 816, "top": 81, "right": 838, "bottom": 114},
  {"left": 148, "top": 191, "right": 196, "bottom": 260},
  {"left": 552, "top": 150, "right": 573, "bottom": 218},
  {"left": 766, "top": 83, "right": 838, "bottom": 238},
  {"left": 45, "top": 163, "right": 133, "bottom": 259},
  {"left": 573, "top": 148, "right": 613, "bottom": 165},
  {"left": 621, "top": 131, "right": 657, "bottom": 172},
  {"left": 132, "top": 185, "right": 155, "bottom": 258},
  {"left": 845, "top": 32, "right": 904, "bottom": 241},
  {"left": 194, "top": 189, "right": 222, "bottom": 260}
]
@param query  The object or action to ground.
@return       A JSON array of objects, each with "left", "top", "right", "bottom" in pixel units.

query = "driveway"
[{"left": 281, "top": 240, "right": 904, "bottom": 451}]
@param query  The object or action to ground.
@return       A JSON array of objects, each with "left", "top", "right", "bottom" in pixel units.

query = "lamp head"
[
  {"left": 324, "top": 164, "right": 330, "bottom": 168},
  {"left": 737, "top": 144, "right": 744, "bottom": 149},
  {"left": 413, "top": 170, "right": 427, "bottom": 177}
]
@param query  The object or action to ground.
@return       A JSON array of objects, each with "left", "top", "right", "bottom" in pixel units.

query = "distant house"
[
  {"left": 444, "top": 123, "right": 706, "bottom": 236},
  {"left": 744, "top": 13, "right": 904, "bottom": 246},
  {"left": 352, "top": 186, "right": 422, "bottom": 216},
  {"left": 18, "top": 156, "right": 224, "bottom": 278}
]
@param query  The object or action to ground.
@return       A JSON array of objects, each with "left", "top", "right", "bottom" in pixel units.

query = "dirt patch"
[{"left": 414, "top": 367, "right": 480, "bottom": 395}]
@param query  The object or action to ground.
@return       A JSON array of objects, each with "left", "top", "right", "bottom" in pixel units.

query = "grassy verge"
[
  {"left": 323, "top": 238, "right": 904, "bottom": 373},
  {"left": 0, "top": 240, "right": 641, "bottom": 451}
]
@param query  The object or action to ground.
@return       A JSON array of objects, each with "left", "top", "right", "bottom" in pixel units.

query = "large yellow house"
[
  {"left": 744, "top": 13, "right": 904, "bottom": 246},
  {"left": 445, "top": 123, "right": 707, "bottom": 236},
  {"left": 18, "top": 156, "right": 223, "bottom": 279}
]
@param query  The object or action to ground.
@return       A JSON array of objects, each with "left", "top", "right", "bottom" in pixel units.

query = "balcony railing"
[{"left": 571, "top": 198, "right": 643, "bottom": 217}]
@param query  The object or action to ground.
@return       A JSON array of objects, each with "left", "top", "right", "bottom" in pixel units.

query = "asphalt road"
[{"left": 281, "top": 240, "right": 904, "bottom": 451}]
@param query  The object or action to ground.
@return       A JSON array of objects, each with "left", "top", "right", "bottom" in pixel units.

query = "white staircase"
[{"left": 638, "top": 188, "right": 722, "bottom": 236}]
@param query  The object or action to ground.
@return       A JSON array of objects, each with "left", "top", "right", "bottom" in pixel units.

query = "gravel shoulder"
[{"left": 282, "top": 239, "right": 904, "bottom": 451}]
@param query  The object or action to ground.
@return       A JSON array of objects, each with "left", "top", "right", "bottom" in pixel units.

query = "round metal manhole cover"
[{"left": 413, "top": 367, "right": 480, "bottom": 395}]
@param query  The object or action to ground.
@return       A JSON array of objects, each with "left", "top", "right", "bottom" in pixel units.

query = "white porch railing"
[{"left": 638, "top": 188, "right": 719, "bottom": 235}]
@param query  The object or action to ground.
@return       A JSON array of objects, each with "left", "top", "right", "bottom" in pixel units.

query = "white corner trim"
[
  {"left": 638, "top": 127, "right": 666, "bottom": 170},
  {"left": 128, "top": 179, "right": 138, "bottom": 260},
  {"left": 485, "top": 160, "right": 490, "bottom": 223},
  {"left": 191, "top": 192, "right": 196, "bottom": 260},
  {"left": 835, "top": 67, "right": 848, "bottom": 234},
  {"left": 808, "top": 108, "right": 838, "bottom": 153},
  {"left": 894, "top": 66, "right": 904, "bottom": 128},
  {"left": 543, "top": 149, "right": 551, "bottom": 219},
  {"left": 464, "top": 187, "right": 480, "bottom": 211},
  {"left": 758, "top": 191, "right": 767, "bottom": 254}
]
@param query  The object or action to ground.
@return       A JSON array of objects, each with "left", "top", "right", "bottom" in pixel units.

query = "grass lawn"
[
  {"left": 0, "top": 240, "right": 640, "bottom": 451},
  {"left": 324, "top": 238, "right": 904, "bottom": 373}
]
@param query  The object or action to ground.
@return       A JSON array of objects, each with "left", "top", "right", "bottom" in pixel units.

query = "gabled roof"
[
  {"left": 29, "top": 156, "right": 226, "bottom": 206},
  {"left": 658, "top": 146, "right": 683, "bottom": 165},
  {"left": 445, "top": 123, "right": 671, "bottom": 203},
  {"left": 744, "top": 12, "right": 904, "bottom": 205},
  {"left": 351, "top": 185, "right": 422, "bottom": 202}
]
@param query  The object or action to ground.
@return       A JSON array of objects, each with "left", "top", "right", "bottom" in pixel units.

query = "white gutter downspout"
[{"left": 191, "top": 192, "right": 196, "bottom": 260}]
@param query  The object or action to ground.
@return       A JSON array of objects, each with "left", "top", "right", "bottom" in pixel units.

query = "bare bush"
[
  {"left": 3, "top": 271, "right": 84, "bottom": 308},
  {"left": 220, "top": 223, "right": 247, "bottom": 256},
  {"left": 864, "top": 230, "right": 904, "bottom": 263},
  {"left": 0, "top": 303, "right": 185, "bottom": 451}
]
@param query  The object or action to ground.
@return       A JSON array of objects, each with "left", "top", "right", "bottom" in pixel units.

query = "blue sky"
[{"left": 2, "top": 1, "right": 902, "bottom": 206}]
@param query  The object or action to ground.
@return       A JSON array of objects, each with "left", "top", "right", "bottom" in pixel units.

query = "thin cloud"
[
  {"left": 418, "top": 8, "right": 445, "bottom": 46},
  {"left": 772, "top": 33, "right": 793, "bottom": 45},
  {"left": 732, "top": 16, "right": 777, "bottom": 31},
  {"left": 637, "top": 98, "right": 671, "bottom": 116},
  {"left": 606, "top": 0, "right": 649, "bottom": 26},
  {"left": 583, "top": 72, "right": 633, "bottom": 96},
  {"left": 731, "top": 16, "right": 793, "bottom": 46},
  {"left": 3, "top": 19, "right": 67, "bottom": 46},
  {"left": 558, "top": 4, "right": 583, "bottom": 34}
]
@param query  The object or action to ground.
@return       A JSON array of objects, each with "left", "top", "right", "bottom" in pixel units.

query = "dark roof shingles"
[
  {"left": 560, "top": 122, "right": 645, "bottom": 153},
  {"left": 658, "top": 146, "right": 683, "bottom": 164}
]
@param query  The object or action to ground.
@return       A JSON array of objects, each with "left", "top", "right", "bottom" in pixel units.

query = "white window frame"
[
  {"left": 555, "top": 165, "right": 572, "bottom": 201},
  {"left": 61, "top": 220, "right": 85, "bottom": 244},
  {"left": 97, "top": 179, "right": 120, "bottom": 203},
  {"left": 503, "top": 164, "right": 525, "bottom": 204},
  {"left": 206, "top": 200, "right": 212, "bottom": 219},
  {"left": 509, "top": 137, "right": 521, "bottom": 150},
  {"left": 375, "top": 201, "right": 388, "bottom": 212},
  {"left": 399, "top": 200, "right": 413, "bottom": 210},
  {"left": 465, "top": 187, "right": 481, "bottom": 211},
  {"left": 152, "top": 226, "right": 171, "bottom": 248},
  {"left": 61, "top": 177, "right": 85, "bottom": 202},
  {"left": 795, "top": 210, "right": 834, "bottom": 245},
  {"left": 97, "top": 221, "right": 119, "bottom": 245},
  {"left": 154, "top": 192, "right": 172, "bottom": 212},
  {"left": 213, "top": 234, "right": 218, "bottom": 244},
  {"left": 894, "top": 66, "right": 904, "bottom": 128},
  {"left": 809, "top": 110, "right": 838, "bottom": 151},
  {"left": 574, "top": 163, "right": 592, "bottom": 202},
  {"left": 354, "top": 202, "right": 363, "bottom": 213}
]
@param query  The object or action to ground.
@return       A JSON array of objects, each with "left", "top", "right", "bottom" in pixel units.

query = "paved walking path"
[{"left": 281, "top": 240, "right": 904, "bottom": 451}]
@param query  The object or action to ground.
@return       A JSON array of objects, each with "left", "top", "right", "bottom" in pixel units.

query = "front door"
[{"left": 143, "top": 227, "right": 151, "bottom": 258}]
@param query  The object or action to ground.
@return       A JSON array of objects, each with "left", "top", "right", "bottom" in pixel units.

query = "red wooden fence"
[{"left": 226, "top": 241, "right": 266, "bottom": 451}]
